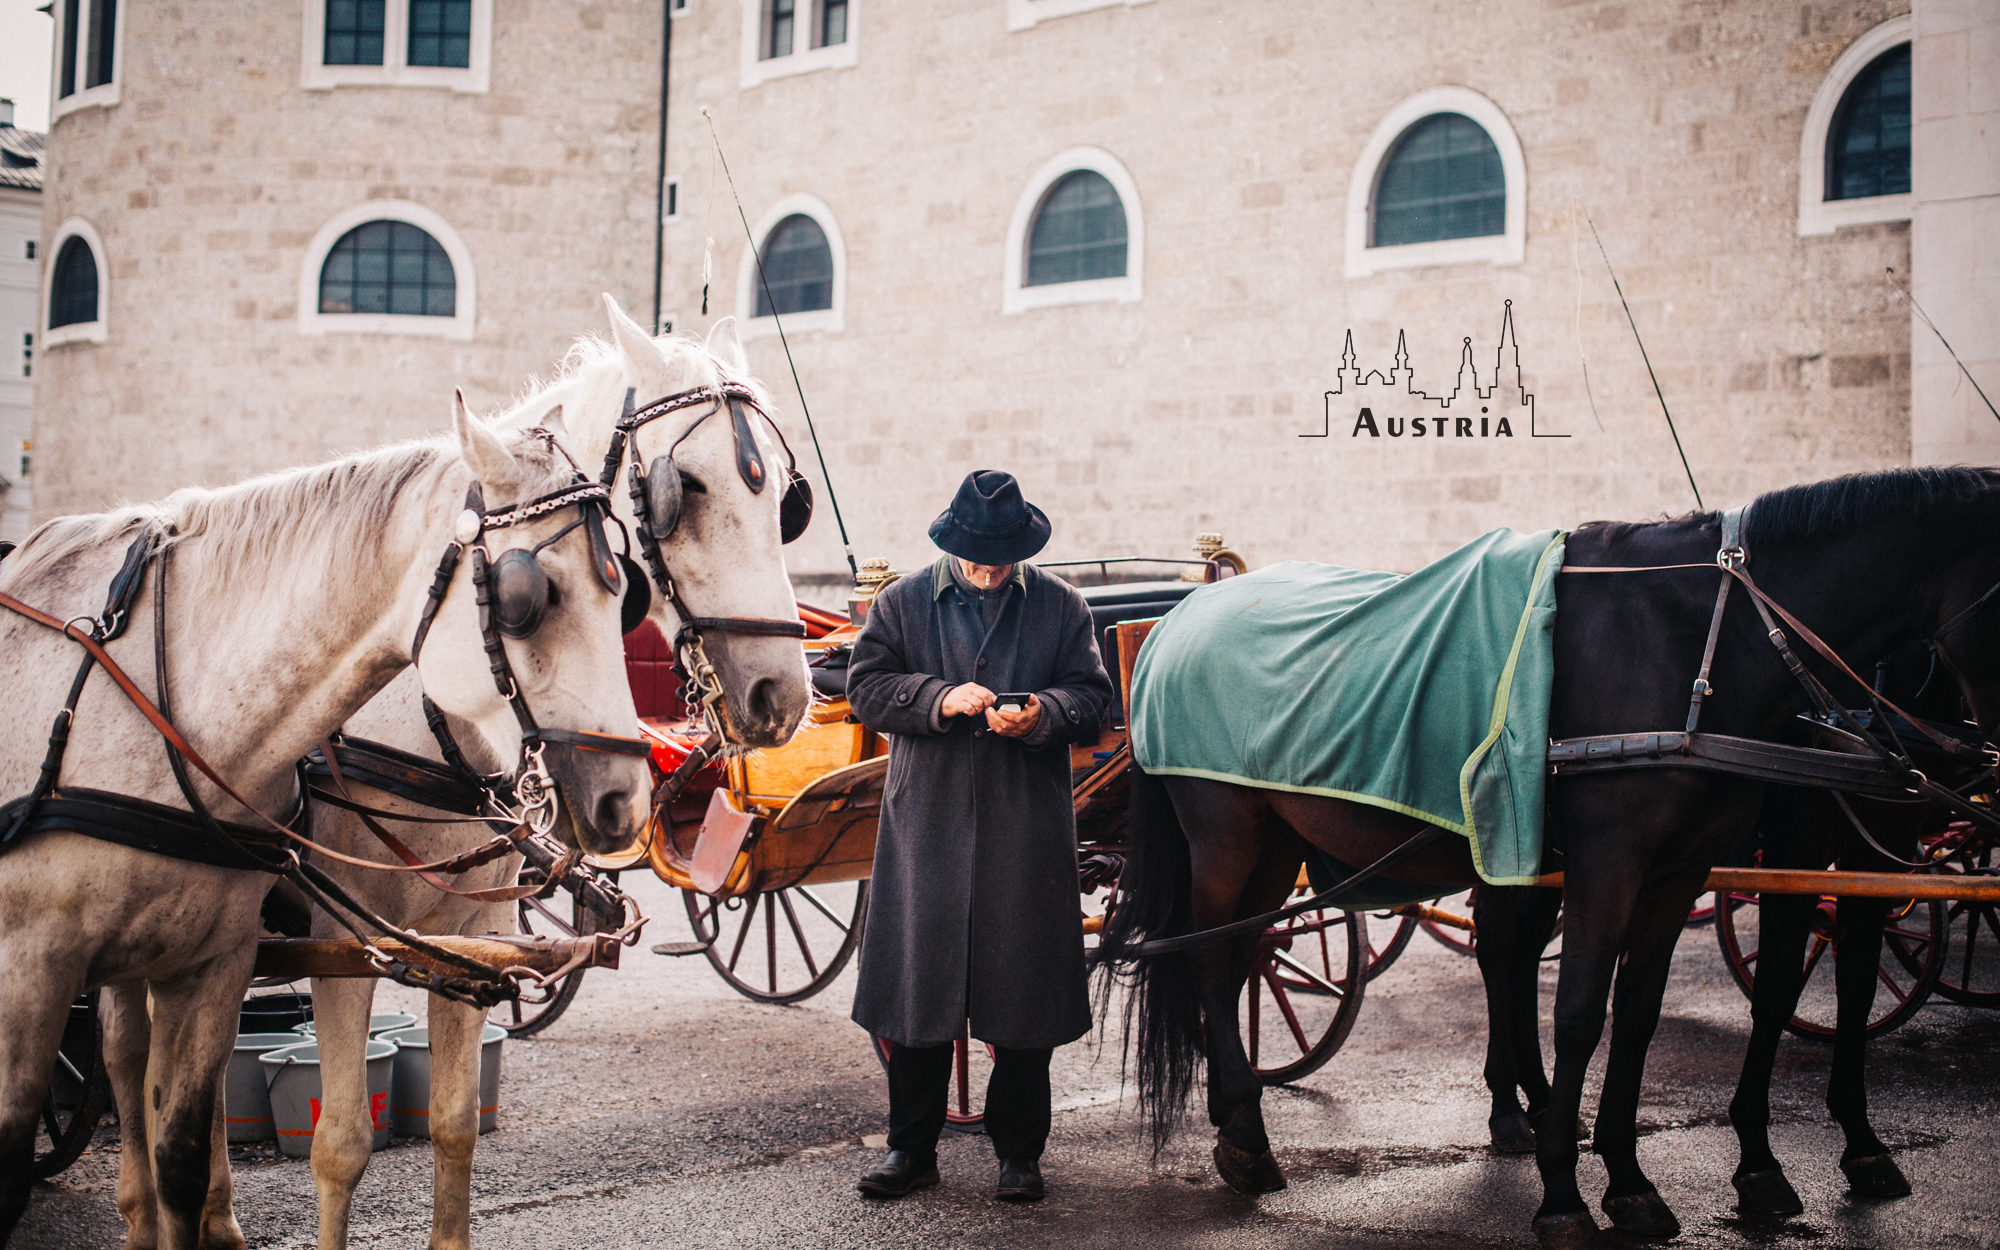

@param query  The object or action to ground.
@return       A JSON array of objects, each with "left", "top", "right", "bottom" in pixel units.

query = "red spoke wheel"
[
  {"left": 1714, "top": 889, "right": 1944, "bottom": 1039},
  {"left": 1363, "top": 909, "right": 1419, "bottom": 981},
  {"left": 1929, "top": 858, "right": 2000, "bottom": 1007},
  {"left": 683, "top": 880, "right": 867, "bottom": 1005},
  {"left": 488, "top": 888, "right": 598, "bottom": 1038},
  {"left": 34, "top": 992, "right": 111, "bottom": 1179},
  {"left": 1244, "top": 899, "right": 1367, "bottom": 1085},
  {"left": 873, "top": 1022, "right": 995, "bottom": 1135}
]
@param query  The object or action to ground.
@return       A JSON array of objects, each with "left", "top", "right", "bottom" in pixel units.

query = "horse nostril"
[
  {"left": 744, "top": 676, "right": 778, "bottom": 725},
  {"left": 593, "top": 789, "right": 636, "bottom": 844}
]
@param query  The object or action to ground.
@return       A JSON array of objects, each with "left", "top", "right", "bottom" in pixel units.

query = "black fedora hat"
[{"left": 928, "top": 470, "right": 1051, "bottom": 565}]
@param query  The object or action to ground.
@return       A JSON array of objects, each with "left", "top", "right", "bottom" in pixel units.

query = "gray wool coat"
[{"left": 846, "top": 557, "right": 1113, "bottom": 1049}]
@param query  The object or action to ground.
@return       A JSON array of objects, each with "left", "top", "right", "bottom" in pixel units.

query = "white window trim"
[
  {"left": 301, "top": 0, "right": 494, "bottom": 95},
  {"left": 42, "top": 218, "right": 108, "bottom": 347},
  {"left": 48, "top": 0, "right": 125, "bottom": 124},
  {"left": 739, "top": 0, "right": 858, "bottom": 89},
  {"left": 1002, "top": 146, "right": 1144, "bottom": 315},
  {"left": 737, "top": 193, "right": 845, "bottom": 340},
  {"left": 1006, "top": 0, "right": 1153, "bottom": 32},
  {"left": 1797, "top": 15, "right": 1912, "bottom": 238},
  {"left": 1344, "top": 86, "right": 1526, "bottom": 279},
  {"left": 297, "top": 201, "right": 477, "bottom": 342}
]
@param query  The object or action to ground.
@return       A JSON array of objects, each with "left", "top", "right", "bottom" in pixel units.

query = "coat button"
[
  {"left": 896, "top": 692, "right": 911, "bottom": 705},
  {"left": 976, "top": 658, "right": 988, "bottom": 668}
]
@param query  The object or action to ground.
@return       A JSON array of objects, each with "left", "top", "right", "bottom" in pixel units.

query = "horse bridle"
[
  {"left": 409, "top": 440, "right": 653, "bottom": 836},
  {"left": 597, "top": 381, "right": 811, "bottom": 729}
]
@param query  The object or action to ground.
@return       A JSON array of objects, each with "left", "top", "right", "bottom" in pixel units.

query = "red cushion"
[{"left": 624, "top": 620, "right": 689, "bottom": 721}]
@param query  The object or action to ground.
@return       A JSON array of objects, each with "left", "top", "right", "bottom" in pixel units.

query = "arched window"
[
  {"left": 1826, "top": 45, "right": 1910, "bottom": 202},
  {"left": 50, "top": 236, "right": 99, "bottom": 328},
  {"left": 753, "top": 214, "right": 834, "bottom": 316},
  {"left": 1371, "top": 113, "right": 1504, "bottom": 248},
  {"left": 318, "top": 220, "right": 456, "bottom": 317},
  {"left": 1026, "top": 171, "right": 1128, "bottom": 286}
]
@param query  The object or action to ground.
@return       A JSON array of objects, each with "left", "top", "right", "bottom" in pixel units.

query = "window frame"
[
  {"left": 739, "top": 0, "right": 856, "bottom": 88},
  {"left": 48, "top": 0, "right": 125, "bottom": 125},
  {"left": 737, "top": 193, "right": 844, "bottom": 340},
  {"left": 1797, "top": 15, "right": 1912, "bottom": 238},
  {"left": 301, "top": 0, "right": 493, "bottom": 95},
  {"left": 297, "top": 201, "right": 477, "bottom": 341},
  {"left": 1003, "top": 146, "right": 1144, "bottom": 315},
  {"left": 1344, "top": 86, "right": 1526, "bottom": 279},
  {"left": 42, "top": 218, "right": 108, "bottom": 347}
]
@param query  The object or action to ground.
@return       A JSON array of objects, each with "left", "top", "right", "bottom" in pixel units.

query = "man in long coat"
[{"left": 845, "top": 470, "right": 1112, "bottom": 1202}]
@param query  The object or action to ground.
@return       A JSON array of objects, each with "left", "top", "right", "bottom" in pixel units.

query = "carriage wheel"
[
  {"left": 872, "top": 1023, "right": 994, "bottom": 1135},
  {"left": 1362, "top": 909, "right": 1419, "bottom": 981},
  {"left": 683, "top": 881, "right": 868, "bottom": 1006},
  {"left": 1714, "top": 889, "right": 1945, "bottom": 1039},
  {"left": 488, "top": 889, "right": 598, "bottom": 1038},
  {"left": 34, "top": 992, "right": 111, "bottom": 1180},
  {"left": 1245, "top": 902, "right": 1367, "bottom": 1085},
  {"left": 1419, "top": 889, "right": 1480, "bottom": 957},
  {"left": 1926, "top": 855, "right": 2000, "bottom": 1008}
]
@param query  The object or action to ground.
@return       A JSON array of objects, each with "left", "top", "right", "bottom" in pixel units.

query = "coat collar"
[{"left": 931, "top": 555, "right": 1029, "bottom": 600}]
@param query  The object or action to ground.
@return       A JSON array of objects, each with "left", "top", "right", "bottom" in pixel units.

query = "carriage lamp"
[
  {"left": 847, "top": 557, "right": 900, "bottom": 622},
  {"left": 1183, "top": 532, "right": 1248, "bottom": 581}
]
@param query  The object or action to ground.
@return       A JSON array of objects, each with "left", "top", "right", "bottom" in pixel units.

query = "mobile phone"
[{"left": 995, "top": 692, "right": 1035, "bottom": 713}]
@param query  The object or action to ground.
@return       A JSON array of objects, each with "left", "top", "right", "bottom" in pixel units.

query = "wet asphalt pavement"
[{"left": 18, "top": 869, "right": 2000, "bottom": 1250}]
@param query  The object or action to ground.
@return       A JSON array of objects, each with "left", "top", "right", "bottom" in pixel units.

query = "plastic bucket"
[
  {"left": 290, "top": 1012, "right": 418, "bottom": 1039},
  {"left": 378, "top": 1025, "right": 507, "bottom": 1137},
  {"left": 259, "top": 1039, "right": 398, "bottom": 1158},
  {"left": 239, "top": 992, "right": 311, "bottom": 1035},
  {"left": 225, "top": 1034, "right": 305, "bottom": 1143}
]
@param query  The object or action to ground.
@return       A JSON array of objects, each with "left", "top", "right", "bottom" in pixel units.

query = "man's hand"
[
  {"left": 942, "top": 683, "right": 996, "bottom": 719},
  {"left": 986, "top": 694, "right": 1041, "bottom": 738}
]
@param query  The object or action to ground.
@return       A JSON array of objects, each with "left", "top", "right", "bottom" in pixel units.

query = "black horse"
[{"left": 1099, "top": 467, "right": 2000, "bottom": 1250}]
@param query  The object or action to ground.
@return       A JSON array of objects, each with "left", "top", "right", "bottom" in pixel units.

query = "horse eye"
[{"left": 679, "top": 469, "right": 708, "bottom": 495}]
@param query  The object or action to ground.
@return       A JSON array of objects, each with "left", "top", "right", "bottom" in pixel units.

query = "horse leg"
[
  {"left": 309, "top": 976, "right": 379, "bottom": 1250},
  {"left": 1590, "top": 874, "right": 1705, "bottom": 1240},
  {"left": 106, "top": 982, "right": 166, "bottom": 1250},
  {"left": 142, "top": 948, "right": 255, "bottom": 1250},
  {"left": 0, "top": 965, "right": 83, "bottom": 1241},
  {"left": 1476, "top": 885, "right": 1562, "bottom": 1153},
  {"left": 424, "top": 994, "right": 485, "bottom": 1250},
  {"left": 1726, "top": 890, "right": 1814, "bottom": 1217},
  {"left": 1828, "top": 896, "right": 1909, "bottom": 1199}
]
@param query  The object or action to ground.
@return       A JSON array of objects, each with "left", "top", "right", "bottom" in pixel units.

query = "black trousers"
[{"left": 884, "top": 1041, "right": 1052, "bottom": 1163}]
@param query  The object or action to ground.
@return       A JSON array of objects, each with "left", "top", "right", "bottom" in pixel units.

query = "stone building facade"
[
  {"left": 32, "top": 0, "right": 1987, "bottom": 582},
  {"left": 1, "top": 103, "right": 41, "bottom": 546}
]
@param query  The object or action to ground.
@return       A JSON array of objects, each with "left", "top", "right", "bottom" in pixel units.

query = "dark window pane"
[
  {"left": 408, "top": 0, "right": 471, "bottom": 67},
  {"left": 318, "top": 219, "right": 456, "bottom": 318},
  {"left": 325, "top": 0, "right": 385, "bottom": 65},
  {"left": 50, "top": 236, "right": 99, "bottom": 327},
  {"left": 821, "top": 0, "right": 846, "bottom": 47},
  {"left": 754, "top": 214, "right": 833, "bottom": 316},
  {"left": 1827, "top": 45, "right": 1911, "bottom": 201},
  {"left": 1025, "top": 170, "right": 1128, "bottom": 286},
  {"left": 59, "top": 0, "right": 78, "bottom": 97},
  {"left": 768, "top": 0, "right": 794, "bottom": 58},
  {"left": 85, "top": 0, "right": 115, "bottom": 88},
  {"left": 1371, "top": 113, "right": 1505, "bottom": 248}
]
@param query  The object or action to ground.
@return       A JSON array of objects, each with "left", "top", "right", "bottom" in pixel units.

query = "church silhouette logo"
[{"left": 1302, "top": 301, "right": 1567, "bottom": 439}]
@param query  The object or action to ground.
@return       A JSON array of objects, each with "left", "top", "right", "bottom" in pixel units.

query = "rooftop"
[{"left": 0, "top": 124, "right": 45, "bottom": 193}]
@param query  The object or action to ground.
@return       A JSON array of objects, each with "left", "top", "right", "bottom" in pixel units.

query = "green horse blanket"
[{"left": 1128, "top": 528, "right": 1567, "bottom": 887}]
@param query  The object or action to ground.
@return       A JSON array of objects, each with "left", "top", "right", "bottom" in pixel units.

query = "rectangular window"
[
  {"left": 818, "top": 0, "right": 846, "bottom": 47},
  {"left": 59, "top": 0, "right": 79, "bottom": 97},
  {"left": 21, "top": 333, "right": 32, "bottom": 378},
  {"left": 24, "top": 240, "right": 35, "bottom": 260},
  {"left": 324, "top": 0, "right": 385, "bottom": 64},
  {"left": 767, "top": 0, "right": 794, "bottom": 58},
  {"left": 665, "top": 180, "right": 679, "bottom": 217},
  {"left": 85, "top": 0, "right": 117, "bottom": 88},
  {"left": 408, "top": 0, "right": 472, "bottom": 68}
]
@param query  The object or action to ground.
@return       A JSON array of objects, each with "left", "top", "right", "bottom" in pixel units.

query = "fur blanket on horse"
[{"left": 1129, "top": 528, "right": 1566, "bottom": 888}]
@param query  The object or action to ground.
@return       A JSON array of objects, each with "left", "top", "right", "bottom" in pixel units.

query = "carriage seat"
[{"left": 1078, "top": 580, "right": 1203, "bottom": 725}]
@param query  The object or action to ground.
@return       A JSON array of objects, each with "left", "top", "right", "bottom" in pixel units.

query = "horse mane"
[
  {"left": 1742, "top": 466, "right": 1998, "bottom": 548},
  {"left": 496, "top": 332, "right": 777, "bottom": 429}
]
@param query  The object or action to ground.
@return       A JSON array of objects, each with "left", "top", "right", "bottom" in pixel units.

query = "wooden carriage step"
[{"left": 650, "top": 941, "right": 712, "bottom": 957}]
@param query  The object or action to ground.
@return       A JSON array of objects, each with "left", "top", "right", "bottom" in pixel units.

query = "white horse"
[
  {"left": 156, "top": 298, "right": 815, "bottom": 1250},
  {"left": 0, "top": 404, "right": 653, "bottom": 1248}
]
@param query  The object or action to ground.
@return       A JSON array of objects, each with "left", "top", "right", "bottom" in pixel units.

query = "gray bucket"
[
  {"left": 259, "top": 1039, "right": 398, "bottom": 1158},
  {"left": 378, "top": 1025, "right": 506, "bottom": 1137},
  {"left": 289, "top": 1012, "right": 418, "bottom": 1038},
  {"left": 225, "top": 1034, "right": 303, "bottom": 1143}
]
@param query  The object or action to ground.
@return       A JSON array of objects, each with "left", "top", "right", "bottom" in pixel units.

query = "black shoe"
[
  {"left": 996, "top": 1157, "right": 1045, "bottom": 1202},
  {"left": 857, "top": 1151, "right": 939, "bottom": 1198}
]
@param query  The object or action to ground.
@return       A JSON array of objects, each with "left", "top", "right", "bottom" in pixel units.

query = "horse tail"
[{"left": 1093, "top": 765, "right": 1203, "bottom": 1154}]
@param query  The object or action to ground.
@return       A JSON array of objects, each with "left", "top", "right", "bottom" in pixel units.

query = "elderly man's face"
[{"left": 959, "top": 559, "right": 1013, "bottom": 590}]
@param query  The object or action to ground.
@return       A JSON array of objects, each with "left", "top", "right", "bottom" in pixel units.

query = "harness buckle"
[
  {"left": 1716, "top": 546, "right": 1745, "bottom": 570},
  {"left": 514, "top": 742, "right": 560, "bottom": 836}
]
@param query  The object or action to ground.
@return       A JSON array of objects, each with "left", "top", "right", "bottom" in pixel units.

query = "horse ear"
[
  {"left": 604, "top": 292, "right": 695, "bottom": 396},
  {"left": 706, "top": 316, "right": 748, "bottom": 375},
  {"left": 540, "top": 404, "right": 570, "bottom": 441},
  {"left": 452, "top": 388, "right": 521, "bottom": 490}
]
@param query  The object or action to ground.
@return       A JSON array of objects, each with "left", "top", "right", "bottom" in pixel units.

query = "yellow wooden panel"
[{"left": 739, "top": 720, "right": 866, "bottom": 803}]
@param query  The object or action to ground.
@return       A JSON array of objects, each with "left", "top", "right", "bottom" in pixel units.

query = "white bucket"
[
  {"left": 259, "top": 1039, "right": 398, "bottom": 1158},
  {"left": 225, "top": 1034, "right": 303, "bottom": 1143},
  {"left": 377, "top": 1025, "right": 506, "bottom": 1137},
  {"left": 289, "top": 1012, "right": 418, "bottom": 1038}
]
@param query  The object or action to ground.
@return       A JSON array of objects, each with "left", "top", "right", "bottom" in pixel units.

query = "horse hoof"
[
  {"left": 1531, "top": 1210, "right": 1609, "bottom": 1250},
  {"left": 1490, "top": 1110, "right": 1537, "bottom": 1154},
  {"left": 1731, "top": 1168, "right": 1804, "bottom": 1218},
  {"left": 1213, "top": 1139, "right": 1287, "bottom": 1194},
  {"left": 1600, "top": 1189, "right": 1681, "bottom": 1238},
  {"left": 1841, "top": 1153, "right": 1912, "bottom": 1199}
]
